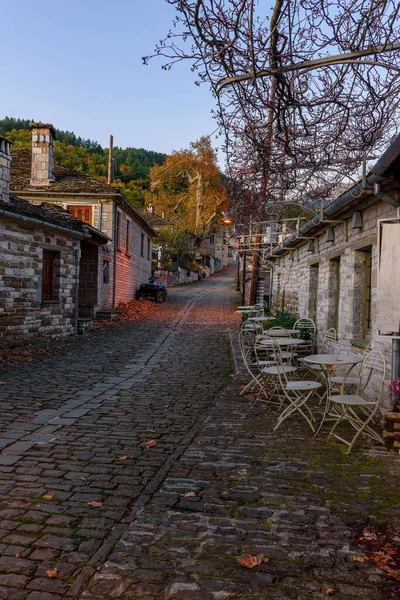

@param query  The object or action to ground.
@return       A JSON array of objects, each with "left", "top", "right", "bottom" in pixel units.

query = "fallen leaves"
[
  {"left": 93, "top": 299, "right": 158, "bottom": 329},
  {"left": 236, "top": 553, "right": 269, "bottom": 568},
  {"left": 326, "top": 589, "right": 335, "bottom": 595},
  {"left": 357, "top": 525, "right": 400, "bottom": 582},
  {"left": 42, "top": 492, "right": 55, "bottom": 501},
  {"left": 114, "top": 455, "right": 129, "bottom": 461},
  {"left": 181, "top": 491, "right": 196, "bottom": 497},
  {"left": 352, "top": 555, "right": 366, "bottom": 562},
  {"left": 146, "top": 440, "right": 157, "bottom": 448},
  {"left": 88, "top": 501, "right": 103, "bottom": 508},
  {"left": 46, "top": 568, "right": 58, "bottom": 579},
  {"left": 14, "top": 553, "right": 21, "bottom": 558}
]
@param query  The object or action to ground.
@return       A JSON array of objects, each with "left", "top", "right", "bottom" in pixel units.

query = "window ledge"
[{"left": 350, "top": 338, "right": 371, "bottom": 349}]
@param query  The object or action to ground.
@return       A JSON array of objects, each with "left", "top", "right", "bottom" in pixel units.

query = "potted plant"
[{"left": 388, "top": 380, "right": 400, "bottom": 412}]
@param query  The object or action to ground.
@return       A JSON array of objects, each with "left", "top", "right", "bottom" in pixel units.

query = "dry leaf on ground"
[
  {"left": 236, "top": 553, "right": 269, "bottom": 568},
  {"left": 326, "top": 589, "right": 335, "bottom": 595},
  {"left": 87, "top": 501, "right": 103, "bottom": 508},
  {"left": 353, "top": 555, "right": 366, "bottom": 562},
  {"left": 46, "top": 568, "right": 58, "bottom": 578},
  {"left": 146, "top": 440, "right": 157, "bottom": 448},
  {"left": 42, "top": 493, "right": 55, "bottom": 501},
  {"left": 15, "top": 553, "right": 21, "bottom": 558},
  {"left": 114, "top": 455, "right": 128, "bottom": 461},
  {"left": 181, "top": 491, "right": 196, "bottom": 497}
]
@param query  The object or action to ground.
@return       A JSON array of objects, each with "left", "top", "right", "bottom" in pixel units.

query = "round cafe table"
[
  {"left": 247, "top": 316, "right": 276, "bottom": 322},
  {"left": 258, "top": 337, "right": 306, "bottom": 346},
  {"left": 303, "top": 354, "right": 364, "bottom": 434},
  {"left": 265, "top": 328, "right": 300, "bottom": 337}
]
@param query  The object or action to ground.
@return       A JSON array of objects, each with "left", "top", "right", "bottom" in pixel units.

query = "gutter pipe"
[
  {"left": 269, "top": 131, "right": 400, "bottom": 257},
  {"left": 0, "top": 207, "right": 92, "bottom": 239}
]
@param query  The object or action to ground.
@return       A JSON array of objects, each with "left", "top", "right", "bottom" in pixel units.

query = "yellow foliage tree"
[{"left": 148, "top": 137, "right": 229, "bottom": 237}]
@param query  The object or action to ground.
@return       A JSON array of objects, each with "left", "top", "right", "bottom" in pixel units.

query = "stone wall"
[
  {"left": 154, "top": 268, "right": 199, "bottom": 286},
  {"left": 270, "top": 200, "right": 398, "bottom": 408},
  {"left": 0, "top": 217, "right": 80, "bottom": 348}
]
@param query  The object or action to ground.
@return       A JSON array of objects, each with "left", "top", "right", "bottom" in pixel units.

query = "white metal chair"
[
  {"left": 258, "top": 339, "right": 297, "bottom": 399},
  {"left": 321, "top": 328, "right": 337, "bottom": 353},
  {"left": 293, "top": 318, "right": 316, "bottom": 352},
  {"left": 239, "top": 322, "right": 267, "bottom": 397},
  {"left": 271, "top": 341, "right": 321, "bottom": 432},
  {"left": 330, "top": 341, "right": 373, "bottom": 391},
  {"left": 327, "top": 350, "right": 386, "bottom": 453}
]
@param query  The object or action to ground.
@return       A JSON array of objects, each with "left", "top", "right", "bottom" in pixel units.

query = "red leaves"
[
  {"left": 236, "top": 553, "right": 269, "bottom": 568},
  {"left": 146, "top": 439, "right": 157, "bottom": 448},
  {"left": 46, "top": 567, "right": 58, "bottom": 578},
  {"left": 88, "top": 501, "right": 103, "bottom": 508}
]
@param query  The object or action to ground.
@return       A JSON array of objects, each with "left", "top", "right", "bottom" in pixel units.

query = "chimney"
[
  {"left": 29, "top": 122, "right": 56, "bottom": 186},
  {"left": 0, "top": 137, "right": 11, "bottom": 203}
]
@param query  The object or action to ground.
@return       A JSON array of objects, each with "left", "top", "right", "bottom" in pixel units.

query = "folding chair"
[
  {"left": 327, "top": 350, "right": 386, "bottom": 453},
  {"left": 239, "top": 322, "right": 266, "bottom": 397},
  {"left": 330, "top": 341, "right": 373, "bottom": 392},
  {"left": 271, "top": 341, "right": 321, "bottom": 432}
]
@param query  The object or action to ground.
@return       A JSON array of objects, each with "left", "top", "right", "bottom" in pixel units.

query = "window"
[
  {"left": 42, "top": 250, "right": 60, "bottom": 301},
  {"left": 67, "top": 205, "right": 92, "bottom": 225},
  {"left": 126, "top": 220, "right": 131, "bottom": 257},
  {"left": 147, "top": 237, "right": 151, "bottom": 260},
  {"left": 141, "top": 233, "right": 144, "bottom": 257},
  {"left": 116, "top": 211, "right": 122, "bottom": 251},
  {"left": 354, "top": 246, "right": 373, "bottom": 340},
  {"left": 103, "top": 259, "right": 110, "bottom": 284}
]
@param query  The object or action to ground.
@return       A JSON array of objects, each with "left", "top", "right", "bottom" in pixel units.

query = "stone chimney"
[
  {"left": 29, "top": 122, "right": 56, "bottom": 186},
  {"left": 0, "top": 136, "right": 11, "bottom": 203}
]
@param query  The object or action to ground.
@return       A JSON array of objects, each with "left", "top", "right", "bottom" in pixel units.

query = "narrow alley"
[{"left": 0, "top": 268, "right": 398, "bottom": 600}]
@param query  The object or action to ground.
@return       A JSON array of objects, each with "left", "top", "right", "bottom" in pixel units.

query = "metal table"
[{"left": 303, "top": 354, "right": 364, "bottom": 433}]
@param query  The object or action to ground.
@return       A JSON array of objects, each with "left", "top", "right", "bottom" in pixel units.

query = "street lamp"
[{"left": 221, "top": 211, "right": 233, "bottom": 226}]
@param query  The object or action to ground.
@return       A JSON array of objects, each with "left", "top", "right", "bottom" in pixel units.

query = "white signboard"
[{"left": 377, "top": 218, "right": 400, "bottom": 338}]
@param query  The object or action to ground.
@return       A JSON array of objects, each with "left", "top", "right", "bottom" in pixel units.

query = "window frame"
[
  {"left": 140, "top": 232, "right": 144, "bottom": 257},
  {"left": 147, "top": 237, "right": 151, "bottom": 260},
  {"left": 66, "top": 205, "right": 93, "bottom": 225},
  {"left": 116, "top": 210, "right": 122, "bottom": 252},
  {"left": 126, "top": 219, "right": 132, "bottom": 257}
]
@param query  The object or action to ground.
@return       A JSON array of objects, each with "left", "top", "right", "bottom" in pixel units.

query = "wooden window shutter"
[
  {"left": 67, "top": 205, "right": 93, "bottom": 225},
  {"left": 116, "top": 211, "right": 122, "bottom": 251},
  {"left": 42, "top": 251, "right": 54, "bottom": 300}
]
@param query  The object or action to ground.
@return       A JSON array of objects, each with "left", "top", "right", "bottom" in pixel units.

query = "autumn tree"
[{"left": 148, "top": 137, "right": 229, "bottom": 237}]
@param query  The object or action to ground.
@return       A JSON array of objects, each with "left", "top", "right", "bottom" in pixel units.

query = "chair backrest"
[
  {"left": 321, "top": 328, "right": 337, "bottom": 353},
  {"left": 358, "top": 350, "right": 386, "bottom": 404},
  {"left": 239, "top": 326, "right": 259, "bottom": 374},
  {"left": 268, "top": 326, "right": 286, "bottom": 331},
  {"left": 269, "top": 341, "right": 290, "bottom": 388},
  {"left": 294, "top": 318, "right": 316, "bottom": 336}
]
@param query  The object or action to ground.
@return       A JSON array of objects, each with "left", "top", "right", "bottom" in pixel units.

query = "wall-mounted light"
[
  {"left": 221, "top": 211, "right": 233, "bottom": 226},
  {"left": 307, "top": 240, "right": 315, "bottom": 252},
  {"left": 351, "top": 211, "right": 363, "bottom": 229},
  {"left": 325, "top": 228, "right": 335, "bottom": 243}
]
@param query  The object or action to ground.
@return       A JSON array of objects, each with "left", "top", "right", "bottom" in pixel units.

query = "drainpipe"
[{"left": 112, "top": 202, "right": 117, "bottom": 308}]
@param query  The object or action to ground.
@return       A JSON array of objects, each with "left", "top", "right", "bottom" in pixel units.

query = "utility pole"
[{"left": 108, "top": 135, "right": 113, "bottom": 185}]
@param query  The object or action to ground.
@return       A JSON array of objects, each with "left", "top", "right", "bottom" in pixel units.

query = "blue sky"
[{"left": 1, "top": 0, "right": 219, "bottom": 156}]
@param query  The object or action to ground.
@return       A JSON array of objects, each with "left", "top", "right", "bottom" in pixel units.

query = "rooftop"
[{"left": 0, "top": 194, "right": 108, "bottom": 241}]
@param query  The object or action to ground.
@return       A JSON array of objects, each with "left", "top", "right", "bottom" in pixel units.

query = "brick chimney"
[
  {"left": 0, "top": 136, "right": 11, "bottom": 203},
  {"left": 29, "top": 122, "right": 56, "bottom": 186}
]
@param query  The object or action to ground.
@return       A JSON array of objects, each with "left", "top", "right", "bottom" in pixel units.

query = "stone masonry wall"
[
  {"left": 271, "top": 200, "right": 398, "bottom": 409},
  {"left": 154, "top": 268, "right": 199, "bottom": 286},
  {"left": 0, "top": 217, "right": 80, "bottom": 348}
]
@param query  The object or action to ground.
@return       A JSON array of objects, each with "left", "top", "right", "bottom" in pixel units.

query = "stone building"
[
  {"left": 10, "top": 123, "right": 157, "bottom": 315},
  {"left": 0, "top": 137, "right": 108, "bottom": 348},
  {"left": 266, "top": 133, "right": 400, "bottom": 406}
]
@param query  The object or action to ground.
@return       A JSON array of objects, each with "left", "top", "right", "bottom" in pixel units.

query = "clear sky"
[{"left": 1, "top": 0, "right": 219, "bottom": 157}]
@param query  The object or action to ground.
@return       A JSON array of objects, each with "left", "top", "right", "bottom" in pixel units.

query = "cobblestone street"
[{"left": 0, "top": 266, "right": 399, "bottom": 600}]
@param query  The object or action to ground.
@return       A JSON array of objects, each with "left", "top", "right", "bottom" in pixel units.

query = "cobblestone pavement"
[{"left": 0, "top": 266, "right": 399, "bottom": 600}]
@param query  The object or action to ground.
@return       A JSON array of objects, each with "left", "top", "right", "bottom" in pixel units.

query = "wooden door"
[
  {"left": 42, "top": 251, "right": 54, "bottom": 300},
  {"left": 67, "top": 205, "right": 93, "bottom": 224}
]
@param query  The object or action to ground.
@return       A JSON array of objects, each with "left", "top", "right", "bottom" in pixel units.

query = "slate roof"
[
  {"left": 11, "top": 149, "right": 120, "bottom": 195},
  {"left": 10, "top": 149, "right": 157, "bottom": 237},
  {"left": 0, "top": 194, "right": 108, "bottom": 242},
  {"left": 142, "top": 212, "right": 176, "bottom": 228}
]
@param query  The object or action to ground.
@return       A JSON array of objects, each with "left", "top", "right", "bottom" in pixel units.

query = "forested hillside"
[{"left": 0, "top": 118, "right": 166, "bottom": 209}]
